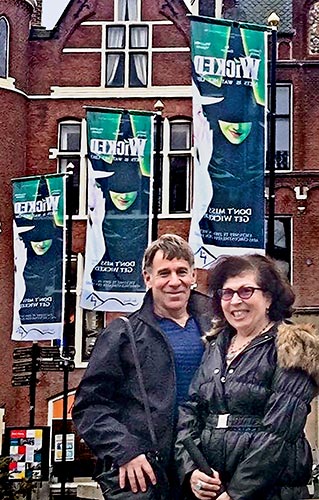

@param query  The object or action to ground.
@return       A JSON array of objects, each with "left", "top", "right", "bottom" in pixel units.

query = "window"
[
  {"left": 0, "top": 17, "right": 9, "bottom": 78},
  {"left": 158, "top": 118, "right": 192, "bottom": 215},
  {"left": 56, "top": 120, "right": 87, "bottom": 216},
  {"left": 266, "top": 217, "right": 292, "bottom": 279},
  {"left": 309, "top": 1, "right": 319, "bottom": 55},
  {"left": 106, "top": 25, "right": 149, "bottom": 87},
  {"left": 116, "top": 0, "right": 139, "bottom": 21},
  {"left": 267, "top": 84, "right": 292, "bottom": 171}
]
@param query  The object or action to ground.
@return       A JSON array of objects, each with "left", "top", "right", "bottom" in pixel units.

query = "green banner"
[
  {"left": 12, "top": 175, "right": 66, "bottom": 341},
  {"left": 81, "top": 109, "right": 153, "bottom": 312},
  {"left": 189, "top": 17, "right": 268, "bottom": 268}
]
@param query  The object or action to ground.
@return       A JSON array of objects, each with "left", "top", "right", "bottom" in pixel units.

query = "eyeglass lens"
[{"left": 218, "top": 286, "right": 258, "bottom": 301}]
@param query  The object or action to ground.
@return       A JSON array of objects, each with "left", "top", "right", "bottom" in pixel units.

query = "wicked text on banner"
[
  {"left": 80, "top": 108, "right": 153, "bottom": 313},
  {"left": 189, "top": 17, "right": 268, "bottom": 268},
  {"left": 12, "top": 174, "right": 66, "bottom": 341}
]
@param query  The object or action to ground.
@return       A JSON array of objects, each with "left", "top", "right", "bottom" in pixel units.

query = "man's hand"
[
  {"left": 190, "top": 469, "right": 222, "bottom": 499},
  {"left": 119, "top": 454, "right": 157, "bottom": 493}
]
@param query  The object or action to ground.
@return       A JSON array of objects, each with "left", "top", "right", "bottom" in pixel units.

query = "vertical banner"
[
  {"left": 189, "top": 17, "right": 268, "bottom": 268},
  {"left": 12, "top": 175, "right": 66, "bottom": 341},
  {"left": 81, "top": 109, "right": 153, "bottom": 312}
]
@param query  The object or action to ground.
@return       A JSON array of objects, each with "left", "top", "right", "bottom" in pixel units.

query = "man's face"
[{"left": 143, "top": 250, "right": 196, "bottom": 319}]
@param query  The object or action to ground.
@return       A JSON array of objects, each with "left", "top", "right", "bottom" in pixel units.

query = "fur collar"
[
  {"left": 206, "top": 321, "right": 319, "bottom": 387},
  {"left": 277, "top": 322, "right": 319, "bottom": 387}
]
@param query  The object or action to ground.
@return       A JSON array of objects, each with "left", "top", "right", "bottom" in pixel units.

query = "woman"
[{"left": 175, "top": 254, "right": 319, "bottom": 500}]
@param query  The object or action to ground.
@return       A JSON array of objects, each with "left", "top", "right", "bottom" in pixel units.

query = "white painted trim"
[
  {"left": 24, "top": 0, "right": 37, "bottom": 9},
  {"left": 81, "top": 20, "right": 173, "bottom": 26},
  {"left": 63, "top": 47, "right": 190, "bottom": 53},
  {"left": 47, "top": 85, "right": 192, "bottom": 99}
]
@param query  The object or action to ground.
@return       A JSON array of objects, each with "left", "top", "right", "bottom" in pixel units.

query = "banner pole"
[
  {"left": 152, "top": 100, "right": 164, "bottom": 241},
  {"left": 29, "top": 342, "right": 39, "bottom": 427},
  {"left": 267, "top": 13, "right": 279, "bottom": 256},
  {"left": 60, "top": 167, "right": 74, "bottom": 499}
]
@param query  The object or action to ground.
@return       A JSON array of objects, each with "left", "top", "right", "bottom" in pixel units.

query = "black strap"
[{"left": 120, "top": 316, "right": 158, "bottom": 449}]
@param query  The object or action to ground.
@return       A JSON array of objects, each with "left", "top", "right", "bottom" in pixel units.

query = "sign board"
[
  {"left": 13, "top": 347, "right": 33, "bottom": 360},
  {"left": 12, "top": 374, "right": 32, "bottom": 387},
  {"left": 4, "top": 427, "right": 50, "bottom": 480},
  {"left": 54, "top": 433, "right": 75, "bottom": 462}
]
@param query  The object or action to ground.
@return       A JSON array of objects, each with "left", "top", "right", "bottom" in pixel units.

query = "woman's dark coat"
[{"left": 175, "top": 322, "right": 319, "bottom": 500}]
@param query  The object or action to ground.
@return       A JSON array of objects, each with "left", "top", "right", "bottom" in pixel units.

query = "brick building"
[{"left": 0, "top": 0, "right": 318, "bottom": 478}]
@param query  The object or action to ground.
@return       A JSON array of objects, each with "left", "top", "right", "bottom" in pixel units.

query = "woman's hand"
[
  {"left": 216, "top": 492, "right": 232, "bottom": 500},
  {"left": 190, "top": 468, "right": 222, "bottom": 499}
]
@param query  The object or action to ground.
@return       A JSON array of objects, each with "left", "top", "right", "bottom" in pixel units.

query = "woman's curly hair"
[{"left": 209, "top": 254, "right": 295, "bottom": 322}]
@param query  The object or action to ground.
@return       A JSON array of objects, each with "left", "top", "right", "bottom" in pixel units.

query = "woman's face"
[
  {"left": 109, "top": 190, "right": 138, "bottom": 211},
  {"left": 218, "top": 120, "right": 252, "bottom": 144},
  {"left": 30, "top": 239, "right": 53, "bottom": 255},
  {"left": 220, "top": 271, "right": 271, "bottom": 336}
]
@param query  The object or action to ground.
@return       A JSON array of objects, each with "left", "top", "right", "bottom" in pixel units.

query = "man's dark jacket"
[{"left": 72, "top": 290, "right": 213, "bottom": 471}]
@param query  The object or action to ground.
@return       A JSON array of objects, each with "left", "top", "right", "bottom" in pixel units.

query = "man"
[{"left": 72, "top": 234, "right": 220, "bottom": 498}]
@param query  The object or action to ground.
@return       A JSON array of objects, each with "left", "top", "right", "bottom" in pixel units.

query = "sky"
[
  {"left": 42, "top": 0, "right": 70, "bottom": 29},
  {"left": 41, "top": 0, "right": 193, "bottom": 29}
]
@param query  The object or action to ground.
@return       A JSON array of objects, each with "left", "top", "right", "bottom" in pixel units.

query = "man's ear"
[
  {"left": 143, "top": 270, "right": 152, "bottom": 289},
  {"left": 191, "top": 268, "right": 197, "bottom": 284}
]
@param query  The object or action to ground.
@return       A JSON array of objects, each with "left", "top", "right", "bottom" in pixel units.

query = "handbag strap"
[{"left": 120, "top": 316, "right": 158, "bottom": 449}]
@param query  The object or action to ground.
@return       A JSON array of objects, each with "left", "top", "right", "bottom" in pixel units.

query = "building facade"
[{"left": 0, "top": 0, "right": 318, "bottom": 474}]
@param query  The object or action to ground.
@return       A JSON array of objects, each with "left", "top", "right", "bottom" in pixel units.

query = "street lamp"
[
  {"left": 267, "top": 12, "right": 280, "bottom": 257},
  {"left": 152, "top": 100, "right": 164, "bottom": 241}
]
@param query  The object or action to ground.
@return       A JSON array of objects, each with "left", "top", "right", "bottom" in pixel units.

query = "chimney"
[{"left": 31, "top": 0, "right": 43, "bottom": 26}]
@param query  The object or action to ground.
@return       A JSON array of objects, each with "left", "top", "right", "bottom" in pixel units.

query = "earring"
[{"left": 266, "top": 307, "right": 270, "bottom": 316}]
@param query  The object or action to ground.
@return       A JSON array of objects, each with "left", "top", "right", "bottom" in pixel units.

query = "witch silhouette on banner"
[
  {"left": 12, "top": 176, "right": 65, "bottom": 341},
  {"left": 81, "top": 110, "right": 151, "bottom": 311},
  {"left": 189, "top": 20, "right": 267, "bottom": 265}
]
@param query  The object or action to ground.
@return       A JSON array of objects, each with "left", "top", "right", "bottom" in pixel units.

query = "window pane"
[
  {"left": 276, "top": 86, "right": 290, "bottom": 115},
  {"left": 276, "top": 118, "right": 289, "bottom": 151},
  {"left": 59, "top": 124, "right": 81, "bottom": 151},
  {"left": 106, "top": 53, "right": 124, "bottom": 86},
  {"left": 129, "top": 53, "right": 147, "bottom": 87},
  {"left": 82, "top": 310, "right": 105, "bottom": 361},
  {"left": 59, "top": 157, "right": 80, "bottom": 215},
  {"left": 118, "top": 0, "right": 138, "bottom": 21},
  {"left": 0, "top": 18, "right": 8, "bottom": 78},
  {"left": 169, "top": 156, "right": 189, "bottom": 213},
  {"left": 170, "top": 122, "right": 191, "bottom": 150},
  {"left": 107, "top": 26, "right": 125, "bottom": 48},
  {"left": 266, "top": 217, "right": 291, "bottom": 279},
  {"left": 130, "top": 26, "right": 148, "bottom": 48}
]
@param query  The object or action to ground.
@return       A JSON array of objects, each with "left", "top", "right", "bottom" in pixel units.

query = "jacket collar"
[
  {"left": 277, "top": 322, "right": 319, "bottom": 386},
  {"left": 137, "top": 289, "right": 213, "bottom": 335}
]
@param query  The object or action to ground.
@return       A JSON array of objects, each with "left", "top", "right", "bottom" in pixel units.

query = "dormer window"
[{"left": 0, "top": 17, "right": 9, "bottom": 78}]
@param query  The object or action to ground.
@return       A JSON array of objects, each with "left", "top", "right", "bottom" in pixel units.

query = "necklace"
[{"left": 226, "top": 321, "right": 273, "bottom": 363}]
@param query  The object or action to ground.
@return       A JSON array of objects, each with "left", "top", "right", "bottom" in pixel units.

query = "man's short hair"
[{"left": 143, "top": 234, "right": 194, "bottom": 272}]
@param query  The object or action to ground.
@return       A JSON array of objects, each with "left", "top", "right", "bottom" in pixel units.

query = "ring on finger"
[{"left": 195, "top": 480, "right": 203, "bottom": 491}]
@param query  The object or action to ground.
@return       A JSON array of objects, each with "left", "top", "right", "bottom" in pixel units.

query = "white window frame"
[
  {"left": 105, "top": 22, "right": 152, "bottom": 88},
  {"left": 266, "top": 215, "right": 292, "bottom": 281},
  {"left": 0, "top": 16, "right": 9, "bottom": 79},
  {"left": 267, "top": 83, "right": 292, "bottom": 172},
  {"left": 159, "top": 117, "right": 193, "bottom": 218},
  {"left": 56, "top": 119, "right": 88, "bottom": 218}
]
